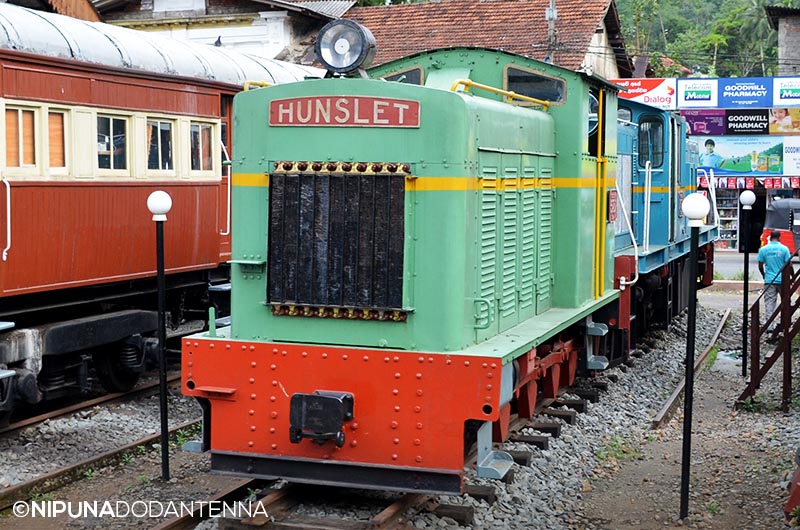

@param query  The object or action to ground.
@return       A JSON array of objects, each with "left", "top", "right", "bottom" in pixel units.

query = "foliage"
[
  {"left": 596, "top": 435, "right": 642, "bottom": 461},
  {"left": 617, "top": 0, "right": 800, "bottom": 77}
]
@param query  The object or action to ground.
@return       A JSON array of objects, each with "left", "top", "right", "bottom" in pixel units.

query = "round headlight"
[{"left": 315, "top": 20, "right": 376, "bottom": 75}]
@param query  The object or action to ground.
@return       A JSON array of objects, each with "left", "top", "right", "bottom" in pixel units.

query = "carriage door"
[{"left": 669, "top": 115, "right": 679, "bottom": 242}]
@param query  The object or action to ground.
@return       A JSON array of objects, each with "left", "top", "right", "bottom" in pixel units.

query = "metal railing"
[{"left": 738, "top": 255, "right": 800, "bottom": 411}]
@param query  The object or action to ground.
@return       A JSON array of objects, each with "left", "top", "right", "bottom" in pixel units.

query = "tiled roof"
[{"left": 346, "top": 0, "right": 620, "bottom": 71}]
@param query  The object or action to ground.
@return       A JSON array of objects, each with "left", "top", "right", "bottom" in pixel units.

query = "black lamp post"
[
  {"left": 679, "top": 192, "right": 710, "bottom": 520},
  {"left": 147, "top": 190, "right": 173, "bottom": 481},
  {"left": 739, "top": 190, "right": 756, "bottom": 378}
]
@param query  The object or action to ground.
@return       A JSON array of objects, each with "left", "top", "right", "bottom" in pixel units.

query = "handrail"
[
  {"left": 616, "top": 178, "right": 639, "bottom": 288},
  {"left": 243, "top": 81, "right": 271, "bottom": 91},
  {"left": 643, "top": 160, "right": 652, "bottom": 252},
  {"left": 450, "top": 79, "right": 551, "bottom": 109},
  {"left": 2, "top": 178, "right": 9, "bottom": 261},
  {"left": 739, "top": 253, "right": 800, "bottom": 410},
  {"left": 704, "top": 168, "right": 720, "bottom": 230},
  {"left": 220, "top": 142, "right": 232, "bottom": 237}
]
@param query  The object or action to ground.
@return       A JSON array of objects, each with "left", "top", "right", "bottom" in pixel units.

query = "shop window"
[
  {"left": 97, "top": 116, "right": 127, "bottom": 170},
  {"left": 191, "top": 122, "right": 213, "bottom": 171},
  {"left": 49, "top": 111, "right": 65, "bottom": 168},
  {"left": 147, "top": 120, "right": 173, "bottom": 170},
  {"left": 6, "top": 108, "right": 36, "bottom": 167}
]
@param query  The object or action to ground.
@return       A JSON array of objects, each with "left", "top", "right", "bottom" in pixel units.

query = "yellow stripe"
[
  {"left": 233, "top": 173, "right": 622, "bottom": 191},
  {"left": 632, "top": 185, "right": 695, "bottom": 193},
  {"left": 233, "top": 173, "right": 269, "bottom": 187}
]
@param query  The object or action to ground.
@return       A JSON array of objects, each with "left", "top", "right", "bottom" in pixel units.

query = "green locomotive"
[{"left": 182, "top": 20, "right": 715, "bottom": 493}]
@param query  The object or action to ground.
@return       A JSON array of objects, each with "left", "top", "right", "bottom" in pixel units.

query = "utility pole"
[{"left": 546, "top": 0, "right": 557, "bottom": 63}]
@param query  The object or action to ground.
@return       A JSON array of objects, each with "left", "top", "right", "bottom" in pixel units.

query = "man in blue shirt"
[
  {"left": 757, "top": 230, "right": 792, "bottom": 331},
  {"left": 699, "top": 139, "right": 724, "bottom": 168}
]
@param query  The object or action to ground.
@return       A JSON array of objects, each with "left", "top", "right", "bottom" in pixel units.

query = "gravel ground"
[{"left": 1, "top": 290, "right": 795, "bottom": 530}]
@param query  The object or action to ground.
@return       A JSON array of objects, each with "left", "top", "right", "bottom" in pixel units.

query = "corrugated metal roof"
[
  {"left": 285, "top": 0, "right": 355, "bottom": 19},
  {"left": 0, "top": 2, "right": 321, "bottom": 85}
]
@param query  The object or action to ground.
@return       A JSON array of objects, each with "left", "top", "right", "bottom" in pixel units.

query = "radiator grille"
[{"left": 268, "top": 170, "right": 406, "bottom": 313}]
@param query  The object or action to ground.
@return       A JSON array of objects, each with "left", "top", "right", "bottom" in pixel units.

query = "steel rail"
[{"left": 650, "top": 308, "right": 731, "bottom": 429}]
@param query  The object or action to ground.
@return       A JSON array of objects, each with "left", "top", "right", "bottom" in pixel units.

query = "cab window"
[{"left": 638, "top": 118, "right": 664, "bottom": 168}]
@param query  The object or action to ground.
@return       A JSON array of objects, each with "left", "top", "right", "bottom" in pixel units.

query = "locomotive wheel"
[{"left": 93, "top": 345, "right": 141, "bottom": 393}]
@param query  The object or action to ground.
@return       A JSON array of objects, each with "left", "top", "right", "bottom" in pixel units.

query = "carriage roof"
[{"left": 0, "top": 3, "right": 320, "bottom": 86}]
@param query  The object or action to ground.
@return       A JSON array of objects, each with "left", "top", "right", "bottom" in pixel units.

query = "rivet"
[
  {"left": 391, "top": 421, "right": 399, "bottom": 429},
  {"left": 248, "top": 441, "right": 254, "bottom": 447},
  {"left": 251, "top": 393, "right": 257, "bottom": 400},
  {"left": 428, "top": 357, "right": 434, "bottom": 363},
  {"left": 415, "top": 456, "right": 423, "bottom": 463},
  {"left": 226, "top": 344, "right": 231, "bottom": 349},
  {"left": 322, "top": 353, "right": 328, "bottom": 359},
  {"left": 209, "top": 344, "right": 215, "bottom": 349},
  {"left": 351, "top": 440, "right": 358, "bottom": 447},
  {"left": 416, "top": 423, "right": 423, "bottom": 430},
  {"left": 394, "top": 405, "right": 400, "bottom": 412},
  {"left": 394, "top": 438, "right": 400, "bottom": 444},
  {"left": 271, "top": 443, "right": 278, "bottom": 450},
  {"left": 270, "top": 396, "right": 276, "bottom": 402},
  {"left": 249, "top": 409, "right": 255, "bottom": 415},
  {"left": 414, "top": 439, "right": 421, "bottom": 446},
  {"left": 392, "top": 454, "right": 398, "bottom": 460},
  {"left": 363, "top": 355, "right": 369, "bottom": 361},
  {"left": 491, "top": 363, "right": 497, "bottom": 369},
  {"left": 464, "top": 361, "right": 470, "bottom": 367},
  {"left": 416, "top": 373, "right": 422, "bottom": 379},
  {"left": 485, "top": 396, "right": 492, "bottom": 402},
  {"left": 270, "top": 364, "right": 277, "bottom": 370},
  {"left": 395, "top": 373, "right": 401, "bottom": 379},
  {"left": 273, "top": 348, "right": 279, "bottom": 354},
  {"left": 282, "top": 350, "right": 287, "bottom": 356},
  {"left": 414, "top": 406, "right": 421, "bottom": 413},
  {"left": 384, "top": 357, "right": 390, "bottom": 363},
  {"left": 188, "top": 362, "right": 193, "bottom": 368},
  {"left": 351, "top": 423, "right": 359, "bottom": 430},
  {"left": 193, "top": 342, "right": 199, "bottom": 347},
  {"left": 251, "top": 362, "right": 257, "bottom": 368},
  {"left": 482, "top": 363, "right": 488, "bottom": 368},
  {"left": 418, "top": 356, "right": 425, "bottom": 363},
  {"left": 393, "top": 356, "right": 400, "bottom": 362},
  {"left": 487, "top": 384, "right": 493, "bottom": 390},
  {"left": 417, "top": 389, "right": 423, "bottom": 396},
  {"left": 487, "top": 373, "right": 493, "bottom": 379},
  {"left": 302, "top": 351, "right": 308, "bottom": 357},
  {"left": 250, "top": 425, "right": 256, "bottom": 431},
  {"left": 392, "top": 389, "right": 399, "bottom": 395},
  {"left": 342, "top": 354, "right": 348, "bottom": 360},
  {"left": 242, "top": 345, "right": 247, "bottom": 351},
  {"left": 272, "top": 380, "right": 278, "bottom": 386},
  {"left": 446, "top": 359, "right": 452, "bottom": 365},
  {"left": 186, "top": 341, "right": 192, "bottom": 346},
  {"left": 270, "top": 427, "right": 276, "bottom": 434},
  {"left": 249, "top": 377, "right": 255, "bottom": 384},
  {"left": 271, "top": 411, "right": 278, "bottom": 418},
  {"left": 250, "top": 346, "right": 255, "bottom": 351}
]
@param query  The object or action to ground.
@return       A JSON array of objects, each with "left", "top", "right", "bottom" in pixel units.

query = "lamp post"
[
  {"left": 739, "top": 190, "right": 756, "bottom": 378},
  {"left": 147, "top": 190, "right": 172, "bottom": 481},
  {"left": 679, "top": 192, "right": 710, "bottom": 520}
]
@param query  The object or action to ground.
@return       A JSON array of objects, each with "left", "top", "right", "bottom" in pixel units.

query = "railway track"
[
  {"left": 0, "top": 372, "right": 182, "bottom": 436},
  {"left": 0, "top": 310, "right": 731, "bottom": 529}
]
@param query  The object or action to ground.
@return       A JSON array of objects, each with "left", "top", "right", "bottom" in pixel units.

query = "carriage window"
[
  {"left": 97, "top": 116, "right": 127, "bottom": 170},
  {"left": 506, "top": 67, "right": 565, "bottom": 104},
  {"left": 147, "top": 120, "right": 173, "bottom": 170},
  {"left": 638, "top": 118, "right": 664, "bottom": 168},
  {"left": 6, "top": 108, "right": 36, "bottom": 167},
  {"left": 384, "top": 67, "right": 423, "bottom": 85},
  {"left": 49, "top": 112, "right": 65, "bottom": 168},
  {"left": 618, "top": 107, "right": 632, "bottom": 122},
  {"left": 191, "top": 122, "right": 213, "bottom": 171}
]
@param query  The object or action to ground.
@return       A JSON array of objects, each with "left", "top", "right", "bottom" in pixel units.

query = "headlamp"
[{"left": 315, "top": 19, "right": 376, "bottom": 75}]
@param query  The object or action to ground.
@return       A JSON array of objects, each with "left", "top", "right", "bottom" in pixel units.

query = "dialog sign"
[{"left": 270, "top": 96, "right": 420, "bottom": 127}]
